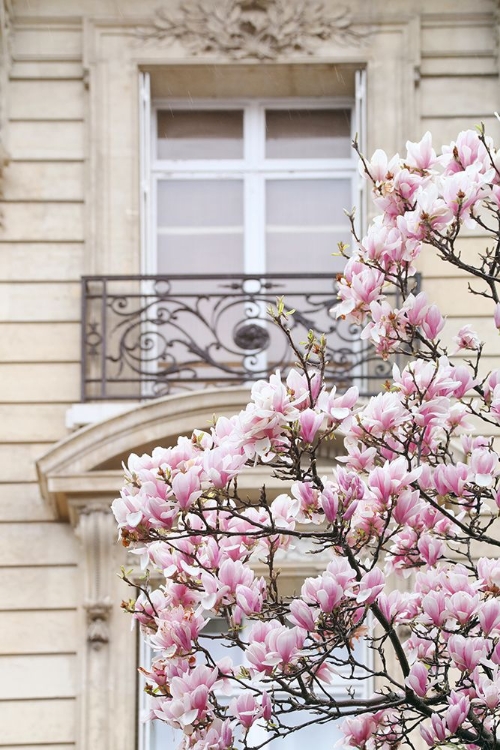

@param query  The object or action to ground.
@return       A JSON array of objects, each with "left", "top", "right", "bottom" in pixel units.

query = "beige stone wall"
[
  {"left": 0, "top": 8, "right": 84, "bottom": 749},
  {"left": 0, "top": 0, "right": 499, "bottom": 748}
]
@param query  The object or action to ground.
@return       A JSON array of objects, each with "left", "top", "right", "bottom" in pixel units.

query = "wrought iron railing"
[{"left": 81, "top": 274, "right": 400, "bottom": 402}]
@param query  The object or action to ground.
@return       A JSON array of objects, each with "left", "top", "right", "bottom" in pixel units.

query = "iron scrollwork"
[{"left": 81, "top": 274, "right": 395, "bottom": 401}]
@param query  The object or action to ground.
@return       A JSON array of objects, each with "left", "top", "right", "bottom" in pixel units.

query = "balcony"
[{"left": 81, "top": 274, "right": 397, "bottom": 402}]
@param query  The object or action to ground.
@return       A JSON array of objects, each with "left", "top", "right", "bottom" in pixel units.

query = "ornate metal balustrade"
[{"left": 81, "top": 274, "right": 399, "bottom": 402}]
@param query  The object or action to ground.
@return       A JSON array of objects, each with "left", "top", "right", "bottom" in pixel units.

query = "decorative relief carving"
[
  {"left": 85, "top": 598, "right": 113, "bottom": 650},
  {"left": 137, "top": 0, "right": 366, "bottom": 60}
]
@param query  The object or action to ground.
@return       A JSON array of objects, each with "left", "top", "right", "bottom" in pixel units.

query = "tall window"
[{"left": 137, "top": 70, "right": 369, "bottom": 750}]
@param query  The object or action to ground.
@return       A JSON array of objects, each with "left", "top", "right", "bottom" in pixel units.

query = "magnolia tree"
[{"left": 113, "top": 127, "right": 500, "bottom": 750}]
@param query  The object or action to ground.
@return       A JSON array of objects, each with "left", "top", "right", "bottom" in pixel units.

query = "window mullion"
[{"left": 243, "top": 103, "right": 265, "bottom": 274}]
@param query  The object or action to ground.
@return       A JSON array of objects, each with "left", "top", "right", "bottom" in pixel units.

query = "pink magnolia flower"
[
  {"left": 317, "top": 385, "right": 358, "bottom": 425},
  {"left": 152, "top": 605, "right": 207, "bottom": 656},
  {"left": 368, "top": 457, "right": 421, "bottom": 505},
  {"left": 477, "top": 558, "right": 500, "bottom": 591},
  {"left": 441, "top": 164, "right": 491, "bottom": 219},
  {"left": 417, "top": 534, "right": 445, "bottom": 566},
  {"left": 469, "top": 447, "right": 499, "bottom": 487},
  {"left": 420, "top": 714, "right": 448, "bottom": 746},
  {"left": 447, "top": 634, "right": 490, "bottom": 672},
  {"left": 261, "top": 692, "right": 272, "bottom": 721},
  {"left": 288, "top": 599, "right": 317, "bottom": 630},
  {"left": 392, "top": 490, "right": 423, "bottom": 525},
  {"left": 419, "top": 590, "right": 448, "bottom": 627},
  {"left": 337, "top": 441, "right": 377, "bottom": 472},
  {"left": 270, "top": 493, "right": 299, "bottom": 529},
  {"left": 453, "top": 325, "right": 481, "bottom": 353},
  {"left": 336, "top": 265, "right": 385, "bottom": 320},
  {"left": 201, "top": 446, "right": 246, "bottom": 489},
  {"left": 341, "top": 712, "right": 379, "bottom": 748},
  {"left": 357, "top": 567, "right": 385, "bottom": 605},
  {"left": 402, "top": 184, "right": 454, "bottom": 240},
  {"left": 494, "top": 302, "right": 500, "bottom": 330},
  {"left": 473, "top": 670, "right": 500, "bottom": 710},
  {"left": 354, "top": 391, "right": 409, "bottom": 438},
  {"left": 478, "top": 599, "right": 500, "bottom": 635},
  {"left": 172, "top": 467, "right": 202, "bottom": 511},
  {"left": 191, "top": 718, "right": 233, "bottom": 750},
  {"left": 262, "top": 625, "right": 305, "bottom": 669},
  {"left": 229, "top": 692, "right": 260, "bottom": 730},
  {"left": 444, "top": 591, "right": 480, "bottom": 627},
  {"left": 320, "top": 483, "right": 339, "bottom": 523},
  {"left": 245, "top": 621, "right": 305, "bottom": 674},
  {"left": 420, "top": 304, "right": 445, "bottom": 340},
  {"left": 360, "top": 300, "right": 407, "bottom": 359},
  {"left": 111, "top": 489, "right": 146, "bottom": 531},
  {"left": 302, "top": 572, "right": 344, "bottom": 613},
  {"left": 286, "top": 368, "right": 323, "bottom": 407},
  {"left": 433, "top": 462, "right": 470, "bottom": 497},
  {"left": 291, "top": 481, "right": 322, "bottom": 523},
  {"left": 445, "top": 691, "right": 470, "bottom": 734},
  {"left": 450, "top": 365, "right": 477, "bottom": 398},
  {"left": 441, "top": 129, "right": 491, "bottom": 174},
  {"left": 405, "top": 662, "right": 429, "bottom": 697},
  {"left": 298, "top": 408, "right": 324, "bottom": 443},
  {"left": 405, "top": 131, "right": 438, "bottom": 170}
]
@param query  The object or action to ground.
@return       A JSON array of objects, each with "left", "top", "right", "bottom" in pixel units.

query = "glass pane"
[
  {"left": 150, "top": 719, "right": 182, "bottom": 750},
  {"left": 266, "top": 179, "right": 351, "bottom": 227},
  {"left": 157, "top": 180, "right": 243, "bottom": 228},
  {"left": 157, "top": 234, "right": 244, "bottom": 276},
  {"left": 266, "top": 232, "right": 348, "bottom": 274},
  {"left": 272, "top": 712, "right": 344, "bottom": 749},
  {"left": 157, "top": 109, "right": 244, "bottom": 159},
  {"left": 198, "top": 616, "right": 243, "bottom": 664},
  {"left": 266, "top": 109, "right": 351, "bottom": 159}
]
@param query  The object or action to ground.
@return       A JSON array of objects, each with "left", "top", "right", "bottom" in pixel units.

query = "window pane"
[
  {"left": 157, "top": 180, "right": 243, "bottom": 228},
  {"left": 157, "top": 110, "right": 244, "bottom": 159},
  {"left": 272, "top": 712, "right": 344, "bottom": 749},
  {"left": 157, "top": 234, "right": 244, "bottom": 276},
  {"left": 266, "top": 178, "right": 351, "bottom": 227},
  {"left": 266, "top": 232, "right": 347, "bottom": 274},
  {"left": 266, "top": 109, "right": 351, "bottom": 159}
]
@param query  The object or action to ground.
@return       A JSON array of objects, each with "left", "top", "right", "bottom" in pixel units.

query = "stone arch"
[{"left": 37, "top": 387, "right": 251, "bottom": 520}]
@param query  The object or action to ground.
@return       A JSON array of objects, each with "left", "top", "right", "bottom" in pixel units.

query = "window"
[
  {"left": 136, "top": 70, "right": 366, "bottom": 394},
  {"left": 138, "top": 616, "right": 372, "bottom": 750},
  {"left": 140, "top": 72, "right": 364, "bottom": 277}
]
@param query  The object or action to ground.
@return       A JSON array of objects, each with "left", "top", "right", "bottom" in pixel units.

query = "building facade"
[{"left": 1, "top": 1, "right": 500, "bottom": 749}]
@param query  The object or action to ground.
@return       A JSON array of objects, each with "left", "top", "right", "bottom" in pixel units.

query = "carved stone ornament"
[
  {"left": 137, "top": 0, "right": 367, "bottom": 60},
  {"left": 76, "top": 505, "right": 115, "bottom": 650},
  {"left": 85, "top": 598, "right": 113, "bottom": 650}
]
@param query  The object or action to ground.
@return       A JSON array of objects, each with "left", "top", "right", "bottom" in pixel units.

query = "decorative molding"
[
  {"left": 137, "top": 0, "right": 367, "bottom": 61},
  {"left": 0, "top": 0, "right": 12, "bottom": 221},
  {"left": 73, "top": 503, "right": 119, "bottom": 750},
  {"left": 76, "top": 505, "right": 116, "bottom": 648}
]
